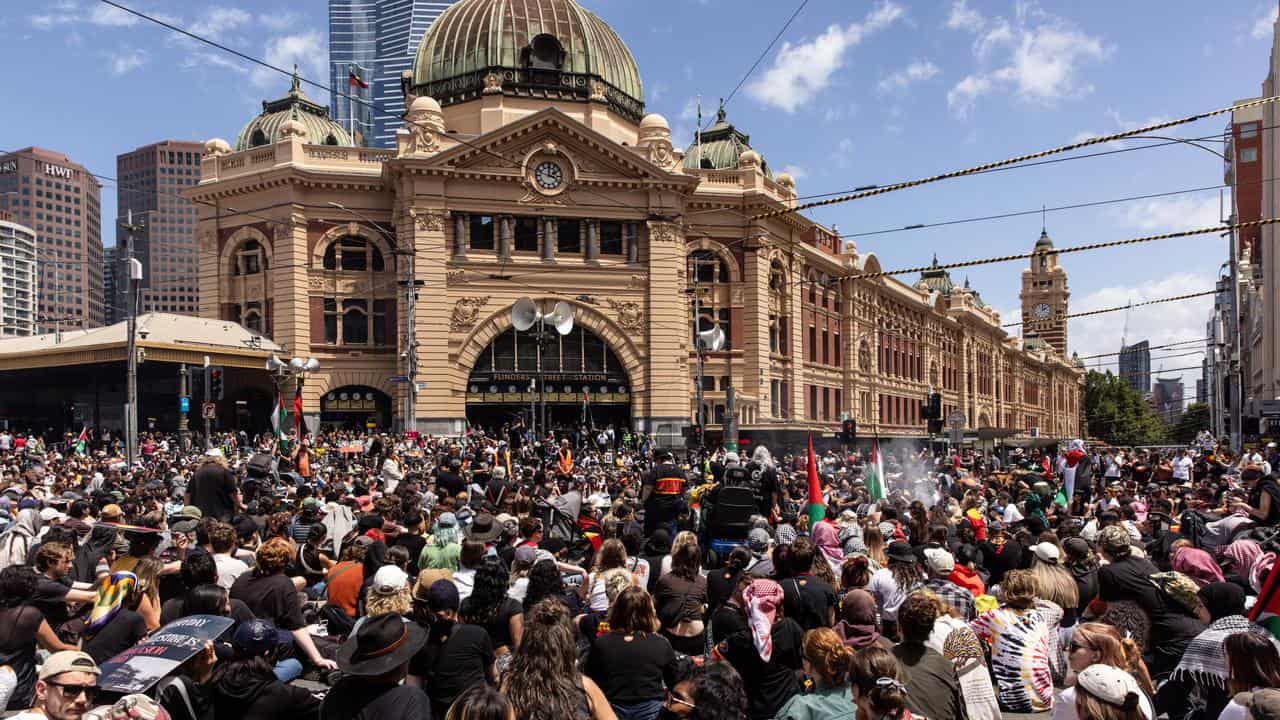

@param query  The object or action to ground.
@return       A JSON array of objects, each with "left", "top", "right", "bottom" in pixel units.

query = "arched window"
[
  {"left": 249, "top": 129, "right": 268, "bottom": 147},
  {"left": 687, "top": 249, "right": 728, "bottom": 284},
  {"left": 241, "top": 303, "right": 263, "bottom": 334},
  {"left": 769, "top": 260, "right": 787, "bottom": 294},
  {"left": 232, "top": 239, "right": 268, "bottom": 276},
  {"left": 323, "top": 236, "right": 385, "bottom": 272},
  {"left": 526, "top": 33, "right": 565, "bottom": 70}
]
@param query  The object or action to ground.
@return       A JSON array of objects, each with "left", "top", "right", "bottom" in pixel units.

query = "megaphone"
[
  {"left": 265, "top": 354, "right": 283, "bottom": 372},
  {"left": 697, "top": 325, "right": 725, "bottom": 352},
  {"left": 545, "top": 301, "right": 576, "bottom": 335},
  {"left": 511, "top": 297, "right": 539, "bottom": 332}
]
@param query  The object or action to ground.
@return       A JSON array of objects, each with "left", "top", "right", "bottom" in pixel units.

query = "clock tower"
[{"left": 1020, "top": 229, "right": 1069, "bottom": 354}]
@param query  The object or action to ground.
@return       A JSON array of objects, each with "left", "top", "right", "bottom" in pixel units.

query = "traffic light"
[
  {"left": 922, "top": 392, "right": 942, "bottom": 419},
  {"left": 210, "top": 368, "right": 224, "bottom": 400},
  {"left": 688, "top": 423, "right": 703, "bottom": 447},
  {"left": 927, "top": 418, "right": 944, "bottom": 435},
  {"left": 841, "top": 418, "right": 857, "bottom": 444}
]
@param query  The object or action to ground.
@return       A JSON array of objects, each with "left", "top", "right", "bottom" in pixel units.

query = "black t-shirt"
[
  {"left": 0, "top": 605, "right": 43, "bottom": 710},
  {"left": 743, "top": 462, "right": 779, "bottom": 516},
  {"left": 709, "top": 602, "right": 748, "bottom": 645},
  {"left": 979, "top": 539, "right": 1023, "bottom": 587},
  {"left": 645, "top": 464, "right": 684, "bottom": 507},
  {"left": 83, "top": 608, "right": 149, "bottom": 664},
  {"left": 230, "top": 572, "right": 305, "bottom": 630},
  {"left": 467, "top": 597, "right": 521, "bottom": 649},
  {"left": 1097, "top": 555, "right": 1162, "bottom": 614},
  {"left": 392, "top": 533, "right": 427, "bottom": 578},
  {"left": 436, "top": 470, "right": 466, "bottom": 498},
  {"left": 718, "top": 619, "right": 803, "bottom": 720},
  {"left": 30, "top": 577, "right": 72, "bottom": 628},
  {"left": 321, "top": 679, "right": 433, "bottom": 720},
  {"left": 585, "top": 631, "right": 679, "bottom": 705},
  {"left": 160, "top": 596, "right": 256, "bottom": 626},
  {"left": 779, "top": 574, "right": 837, "bottom": 631},
  {"left": 707, "top": 567, "right": 742, "bottom": 613},
  {"left": 189, "top": 463, "right": 238, "bottom": 521},
  {"left": 408, "top": 620, "right": 493, "bottom": 712}
]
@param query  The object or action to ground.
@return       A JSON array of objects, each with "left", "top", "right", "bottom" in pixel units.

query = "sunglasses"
[
  {"left": 1069, "top": 641, "right": 1093, "bottom": 653},
  {"left": 666, "top": 690, "right": 696, "bottom": 710},
  {"left": 47, "top": 681, "right": 97, "bottom": 700}
]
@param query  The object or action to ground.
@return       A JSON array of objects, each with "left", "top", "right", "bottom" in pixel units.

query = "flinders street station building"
[{"left": 189, "top": 0, "right": 1083, "bottom": 447}]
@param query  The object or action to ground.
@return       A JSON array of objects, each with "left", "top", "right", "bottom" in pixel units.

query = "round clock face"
[
  {"left": 534, "top": 161, "right": 563, "bottom": 190},
  {"left": 1034, "top": 303, "right": 1052, "bottom": 320}
]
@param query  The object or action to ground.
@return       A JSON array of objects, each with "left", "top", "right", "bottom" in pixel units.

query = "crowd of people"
[{"left": 0, "top": 422, "right": 1275, "bottom": 720}]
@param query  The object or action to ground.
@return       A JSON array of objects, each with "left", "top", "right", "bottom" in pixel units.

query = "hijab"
[
  {"left": 1199, "top": 582, "right": 1246, "bottom": 621},
  {"left": 1223, "top": 539, "right": 1262, "bottom": 578},
  {"left": 1172, "top": 547, "right": 1225, "bottom": 588},
  {"left": 811, "top": 520, "right": 844, "bottom": 574},
  {"left": 833, "top": 589, "right": 881, "bottom": 649}
]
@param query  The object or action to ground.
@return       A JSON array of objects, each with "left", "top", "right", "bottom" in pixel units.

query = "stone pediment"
[{"left": 414, "top": 108, "right": 694, "bottom": 188}]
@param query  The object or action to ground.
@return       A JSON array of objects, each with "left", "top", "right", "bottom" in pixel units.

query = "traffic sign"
[
  {"left": 202, "top": 402, "right": 217, "bottom": 420},
  {"left": 179, "top": 397, "right": 190, "bottom": 413},
  {"left": 388, "top": 376, "right": 409, "bottom": 383},
  {"left": 1262, "top": 400, "right": 1280, "bottom": 418},
  {"left": 947, "top": 411, "right": 966, "bottom": 428}
]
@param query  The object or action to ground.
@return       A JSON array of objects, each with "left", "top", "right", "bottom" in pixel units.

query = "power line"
[
  {"left": 750, "top": 95, "right": 1280, "bottom": 221},
  {"left": 1003, "top": 290, "right": 1218, "bottom": 328},
  {"left": 1074, "top": 338, "right": 1208, "bottom": 361},
  {"left": 856, "top": 218, "right": 1271, "bottom": 282},
  {"left": 1087, "top": 349, "right": 1205, "bottom": 368},
  {"left": 710, "top": 0, "right": 811, "bottom": 125}
]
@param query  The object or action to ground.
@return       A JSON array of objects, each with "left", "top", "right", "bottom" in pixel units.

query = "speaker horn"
[
  {"left": 697, "top": 325, "right": 726, "bottom": 352},
  {"left": 511, "top": 297, "right": 539, "bottom": 332},
  {"left": 546, "top": 301, "right": 576, "bottom": 335}
]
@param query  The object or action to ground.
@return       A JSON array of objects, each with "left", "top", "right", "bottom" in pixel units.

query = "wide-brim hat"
[
  {"left": 335, "top": 613, "right": 426, "bottom": 677},
  {"left": 468, "top": 513, "right": 502, "bottom": 542},
  {"left": 886, "top": 541, "right": 916, "bottom": 564}
]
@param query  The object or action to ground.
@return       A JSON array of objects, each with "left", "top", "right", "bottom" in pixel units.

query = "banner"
[{"left": 98, "top": 615, "right": 234, "bottom": 694}]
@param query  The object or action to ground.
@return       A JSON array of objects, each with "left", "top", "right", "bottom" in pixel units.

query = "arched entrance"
[
  {"left": 465, "top": 325, "right": 631, "bottom": 435},
  {"left": 320, "top": 386, "right": 392, "bottom": 431}
]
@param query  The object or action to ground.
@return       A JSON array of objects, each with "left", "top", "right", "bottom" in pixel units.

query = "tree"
[
  {"left": 1172, "top": 403, "right": 1211, "bottom": 445},
  {"left": 1084, "top": 370, "right": 1168, "bottom": 446}
]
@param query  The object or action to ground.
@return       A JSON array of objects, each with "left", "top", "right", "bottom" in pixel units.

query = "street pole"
[
  {"left": 725, "top": 385, "right": 738, "bottom": 452},
  {"left": 203, "top": 355, "right": 211, "bottom": 449},
  {"left": 693, "top": 281, "right": 705, "bottom": 445},
  {"left": 178, "top": 363, "right": 190, "bottom": 451},
  {"left": 122, "top": 210, "right": 142, "bottom": 466}
]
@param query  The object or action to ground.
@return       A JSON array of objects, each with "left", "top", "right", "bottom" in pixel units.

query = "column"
[
  {"left": 585, "top": 220, "right": 600, "bottom": 262},
  {"left": 541, "top": 217, "right": 556, "bottom": 262},
  {"left": 742, "top": 241, "right": 770, "bottom": 423},
  {"left": 499, "top": 215, "right": 513, "bottom": 262},
  {"left": 625, "top": 223, "right": 639, "bottom": 264},
  {"left": 408, "top": 206, "right": 461, "bottom": 434},
  {"left": 644, "top": 219, "right": 690, "bottom": 439},
  {"left": 452, "top": 213, "right": 467, "bottom": 261}
]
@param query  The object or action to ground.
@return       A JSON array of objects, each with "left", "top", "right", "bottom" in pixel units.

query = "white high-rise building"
[{"left": 0, "top": 214, "right": 38, "bottom": 336}]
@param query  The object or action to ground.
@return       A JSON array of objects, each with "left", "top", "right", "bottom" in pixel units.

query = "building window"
[
  {"left": 1241, "top": 147, "right": 1258, "bottom": 163},
  {"left": 557, "top": 219, "right": 581, "bottom": 253},
  {"left": 688, "top": 250, "right": 728, "bottom": 284},
  {"left": 249, "top": 129, "right": 268, "bottom": 147},
  {"left": 1241, "top": 122, "right": 1259, "bottom": 139},
  {"left": 323, "top": 236, "right": 385, "bottom": 271},
  {"left": 599, "top": 221, "right": 623, "bottom": 255},
  {"left": 514, "top": 217, "right": 539, "bottom": 252},
  {"left": 822, "top": 328, "right": 830, "bottom": 365},
  {"left": 469, "top": 215, "right": 495, "bottom": 250},
  {"left": 232, "top": 239, "right": 268, "bottom": 276},
  {"left": 809, "top": 385, "right": 818, "bottom": 420}
]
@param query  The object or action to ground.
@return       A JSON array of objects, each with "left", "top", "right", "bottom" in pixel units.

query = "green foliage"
[
  {"left": 1084, "top": 370, "right": 1169, "bottom": 446},
  {"left": 1172, "top": 403, "right": 1211, "bottom": 445}
]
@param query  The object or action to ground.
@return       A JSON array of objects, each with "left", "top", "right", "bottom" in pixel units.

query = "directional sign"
[
  {"left": 202, "top": 402, "right": 217, "bottom": 420},
  {"left": 947, "top": 411, "right": 966, "bottom": 429},
  {"left": 1262, "top": 399, "right": 1280, "bottom": 418},
  {"left": 388, "top": 376, "right": 409, "bottom": 383}
]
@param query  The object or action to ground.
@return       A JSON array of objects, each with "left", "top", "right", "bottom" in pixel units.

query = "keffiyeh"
[
  {"left": 742, "top": 579, "right": 785, "bottom": 662},
  {"left": 1170, "top": 615, "right": 1274, "bottom": 689}
]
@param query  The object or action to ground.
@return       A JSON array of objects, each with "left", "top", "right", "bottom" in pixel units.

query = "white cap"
[
  {"left": 371, "top": 565, "right": 409, "bottom": 595},
  {"left": 1031, "top": 542, "right": 1061, "bottom": 564},
  {"left": 923, "top": 547, "right": 955, "bottom": 575}
]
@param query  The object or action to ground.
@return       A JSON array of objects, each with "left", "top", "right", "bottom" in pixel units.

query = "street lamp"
[
  {"left": 266, "top": 354, "right": 319, "bottom": 438},
  {"left": 511, "top": 298, "right": 574, "bottom": 439}
]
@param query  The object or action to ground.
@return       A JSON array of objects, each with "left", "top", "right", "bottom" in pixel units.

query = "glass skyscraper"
[{"left": 329, "top": 0, "right": 454, "bottom": 149}]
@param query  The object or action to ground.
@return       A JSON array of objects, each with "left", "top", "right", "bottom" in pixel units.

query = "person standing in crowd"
[{"left": 186, "top": 449, "right": 240, "bottom": 522}]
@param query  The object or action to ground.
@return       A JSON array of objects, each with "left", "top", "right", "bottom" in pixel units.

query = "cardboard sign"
[{"left": 98, "top": 614, "right": 234, "bottom": 694}]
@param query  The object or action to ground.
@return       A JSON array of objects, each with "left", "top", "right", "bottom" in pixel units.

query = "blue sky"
[{"left": 6, "top": 0, "right": 1278, "bottom": 393}]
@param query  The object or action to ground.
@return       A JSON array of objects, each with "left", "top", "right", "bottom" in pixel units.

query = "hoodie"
[{"left": 212, "top": 663, "right": 320, "bottom": 720}]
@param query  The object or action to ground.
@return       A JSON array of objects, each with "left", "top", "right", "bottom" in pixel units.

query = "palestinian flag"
[
  {"left": 293, "top": 381, "right": 307, "bottom": 437},
  {"left": 348, "top": 67, "right": 369, "bottom": 89},
  {"left": 271, "top": 390, "right": 287, "bottom": 439},
  {"left": 806, "top": 433, "right": 825, "bottom": 527},
  {"left": 74, "top": 426, "right": 88, "bottom": 455},
  {"left": 866, "top": 436, "right": 886, "bottom": 502}
]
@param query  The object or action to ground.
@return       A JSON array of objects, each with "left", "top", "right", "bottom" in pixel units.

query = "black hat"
[
  {"left": 335, "top": 613, "right": 426, "bottom": 677},
  {"left": 467, "top": 513, "right": 502, "bottom": 542},
  {"left": 232, "top": 619, "right": 279, "bottom": 659},
  {"left": 886, "top": 541, "right": 916, "bottom": 564}
]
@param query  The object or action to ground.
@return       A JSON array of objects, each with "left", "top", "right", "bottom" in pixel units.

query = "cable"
[
  {"left": 857, "top": 218, "right": 1274, "bottom": 282},
  {"left": 1073, "top": 338, "right": 1208, "bottom": 361},
  {"left": 750, "top": 95, "right": 1280, "bottom": 221},
  {"left": 707, "top": 0, "right": 811, "bottom": 127},
  {"left": 1002, "top": 290, "right": 1217, "bottom": 328},
  {"left": 1086, "top": 349, "right": 1204, "bottom": 368}
]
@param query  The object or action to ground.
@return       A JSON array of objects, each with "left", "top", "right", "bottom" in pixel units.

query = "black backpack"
[{"left": 707, "top": 486, "right": 756, "bottom": 539}]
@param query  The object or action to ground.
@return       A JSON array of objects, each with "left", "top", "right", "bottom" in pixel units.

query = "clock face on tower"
[
  {"left": 1034, "top": 303, "right": 1052, "bottom": 320},
  {"left": 534, "top": 161, "right": 563, "bottom": 191}
]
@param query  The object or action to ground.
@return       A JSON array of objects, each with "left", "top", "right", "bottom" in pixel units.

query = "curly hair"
[
  {"left": 688, "top": 660, "right": 750, "bottom": 720},
  {"left": 897, "top": 591, "right": 942, "bottom": 645},
  {"left": 522, "top": 559, "right": 565, "bottom": 612},
  {"left": 802, "top": 627, "right": 853, "bottom": 686},
  {"left": 254, "top": 537, "right": 294, "bottom": 575},
  {"left": 461, "top": 562, "right": 510, "bottom": 626},
  {"left": 0, "top": 566, "right": 38, "bottom": 609},
  {"left": 504, "top": 599, "right": 588, "bottom": 720}
]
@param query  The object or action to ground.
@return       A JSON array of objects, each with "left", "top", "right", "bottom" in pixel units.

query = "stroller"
[
  {"left": 702, "top": 483, "right": 758, "bottom": 568},
  {"left": 536, "top": 491, "right": 594, "bottom": 565}
]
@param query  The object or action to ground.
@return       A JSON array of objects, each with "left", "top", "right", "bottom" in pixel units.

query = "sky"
[{"left": 5, "top": 0, "right": 1278, "bottom": 396}]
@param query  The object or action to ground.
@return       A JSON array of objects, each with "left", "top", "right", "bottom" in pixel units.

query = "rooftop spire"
[
  {"left": 716, "top": 98, "right": 726, "bottom": 123},
  {"left": 290, "top": 64, "right": 301, "bottom": 95}
]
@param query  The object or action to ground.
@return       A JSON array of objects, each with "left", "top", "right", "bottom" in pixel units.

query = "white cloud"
[
  {"left": 89, "top": 4, "right": 138, "bottom": 26},
  {"left": 878, "top": 59, "right": 940, "bottom": 93},
  {"left": 1114, "top": 195, "right": 1223, "bottom": 232},
  {"left": 108, "top": 48, "right": 146, "bottom": 75},
  {"left": 747, "top": 1, "right": 904, "bottom": 113},
  {"left": 946, "top": 7, "right": 1110, "bottom": 118},
  {"left": 780, "top": 164, "right": 808, "bottom": 179},
  {"left": 1068, "top": 273, "right": 1214, "bottom": 389},
  {"left": 946, "top": 0, "right": 984, "bottom": 32},
  {"left": 1073, "top": 108, "right": 1172, "bottom": 149},
  {"left": 258, "top": 11, "right": 300, "bottom": 31},
  {"left": 189, "top": 7, "right": 252, "bottom": 39},
  {"left": 251, "top": 31, "right": 327, "bottom": 91},
  {"left": 1253, "top": 5, "right": 1278, "bottom": 39}
]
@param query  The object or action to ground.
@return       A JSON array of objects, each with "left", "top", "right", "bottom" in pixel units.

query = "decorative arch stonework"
[
  {"left": 308, "top": 370, "right": 398, "bottom": 401},
  {"left": 686, "top": 238, "right": 742, "bottom": 283},
  {"left": 455, "top": 298, "right": 647, "bottom": 396},
  {"left": 219, "top": 226, "right": 273, "bottom": 276},
  {"left": 312, "top": 222, "right": 396, "bottom": 269}
]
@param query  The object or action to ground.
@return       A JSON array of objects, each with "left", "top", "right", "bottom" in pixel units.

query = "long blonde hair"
[
  {"left": 863, "top": 524, "right": 888, "bottom": 568},
  {"left": 1072, "top": 622, "right": 1154, "bottom": 695},
  {"left": 1030, "top": 556, "right": 1078, "bottom": 613}
]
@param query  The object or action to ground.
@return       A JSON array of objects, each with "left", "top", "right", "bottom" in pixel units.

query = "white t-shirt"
[
  {"left": 453, "top": 567, "right": 476, "bottom": 600},
  {"left": 1172, "top": 456, "right": 1193, "bottom": 480},
  {"left": 214, "top": 553, "right": 249, "bottom": 590},
  {"left": 1003, "top": 504, "right": 1025, "bottom": 524}
]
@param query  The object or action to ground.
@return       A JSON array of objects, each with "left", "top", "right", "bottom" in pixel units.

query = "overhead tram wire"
[
  {"left": 1001, "top": 290, "right": 1218, "bottom": 329},
  {"left": 749, "top": 95, "right": 1280, "bottom": 221},
  {"left": 702, "top": 0, "right": 811, "bottom": 129},
  {"left": 1085, "top": 349, "right": 1205, "bottom": 368},
  {"left": 855, "top": 217, "right": 1278, "bottom": 283},
  {"left": 1074, "top": 339, "right": 1209, "bottom": 361}
]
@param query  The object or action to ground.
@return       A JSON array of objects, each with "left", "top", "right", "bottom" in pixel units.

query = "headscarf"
[
  {"left": 1199, "top": 582, "right": 1246, "bottom": 621},
  {"left": 1172, "top": 547, "right": 1225, "bottom": 588},
  {"left": 1170, "top": 614, "right": 1272, "bottom": 689},
  {"left": 1150, "top": 571, "right": 1203, "bottom": 616},
  {"left": 1223, "top": 539, "right": 1263, "bottom": 578},
  {"left": 833, "top": 589, "right": 880, "bottom": 649},
  {"left": 742, "top": 579, "right": 785, "bottom": 662},
  {"left": 87, "top": 571, "right": 137, "bottom": 636},
  {"left": 0, "top": 508, "right": 42, "bottom": 569},
  {"left": 73, "top": 523, "right": 117, "bottom": 584},
  {"left": 811, "top": 520, "right": 844, "bottom": 574}
]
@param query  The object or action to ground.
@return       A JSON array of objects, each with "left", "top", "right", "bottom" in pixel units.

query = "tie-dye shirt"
[{"left": 969, "top": 605, "right": 1055, "bottom": 713}]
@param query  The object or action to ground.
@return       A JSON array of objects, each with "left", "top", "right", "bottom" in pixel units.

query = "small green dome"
[
  {"left": 412, "top": 0, "right": 644, "bottom": 121},
  {"left": 683, "top": 104, "right": 771, "bottom": 176},
  {"left": 236, "top": 73, "right": 354, "bottom": 151},
  {"left": 915, "top": 254, "right": 955, "bottom": 295},
  {"left": 1035, "top": 229, "right": 1054, "bottom": 250}
]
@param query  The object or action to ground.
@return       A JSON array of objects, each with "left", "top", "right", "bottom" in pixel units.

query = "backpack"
[
  {"left": 706, "top": 486, "right": 756, "bottom": 540},
  {"left": 246, "top": 452, "right": 274, "bottom": 479}
]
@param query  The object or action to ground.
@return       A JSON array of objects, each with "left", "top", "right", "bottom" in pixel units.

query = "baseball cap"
[
  {"left": 39, "top": 650, "right": 100, "bottom": 680},
  {"left": 1031, "top": 542, "right": 1061, "bottom": 564},
  {"left": 747, "top": 527, "right": 771, "bottom": 553},
  {"left": 923, "top": 547, "right": 955, "bottom": 575},
  {"left": 371, "top": 566, "right": 409, "bottom": 595},
  {"left": 1076, "top": 664, "right": 1145, "bottom": 714},
  {"left": 436, "top": 512, "right": 458, "bottom": 528},
  {"left": 232, "top": 619, "right": 279, "bottom": 659},
  {"left": 513, "top": 545, "right": 538, "bottom": 566},
  {"left": 1098, "top": 525, "right": 1132, "bottom": 555},
  {"left": 426, "top": 579, "right": 460, "bottom": 612}
]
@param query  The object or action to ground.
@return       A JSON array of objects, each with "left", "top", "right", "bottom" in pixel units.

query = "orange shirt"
[{"left": 325, "top": 561, "right": 364, "bottom": 617}]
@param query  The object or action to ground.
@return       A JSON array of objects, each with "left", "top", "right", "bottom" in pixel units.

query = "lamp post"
[
  {"left": 510, "top": 298, "right": 574, "bottom": 440},
  {"left": 122, "top": 210, "right": 143, "bottom": 465},
  {"left": 266, "top": 354, "right": 320, "bottom": 439}
]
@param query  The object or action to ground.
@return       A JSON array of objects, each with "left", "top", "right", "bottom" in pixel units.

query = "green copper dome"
[
  {"left": 915, "top": 255, "right": 955, "bottom": 295},
  {"left": 683, "top": 104, "right": 771, "bottom": 176},
  {"left": 1035, "top": 229, "right": 1054, "bottom": 250},
  {"left": 236, "top": 73, "right": 354, "bottom": 151},
  {"left": 412, "top": 0, "right": 644, "bottom": 121}
]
